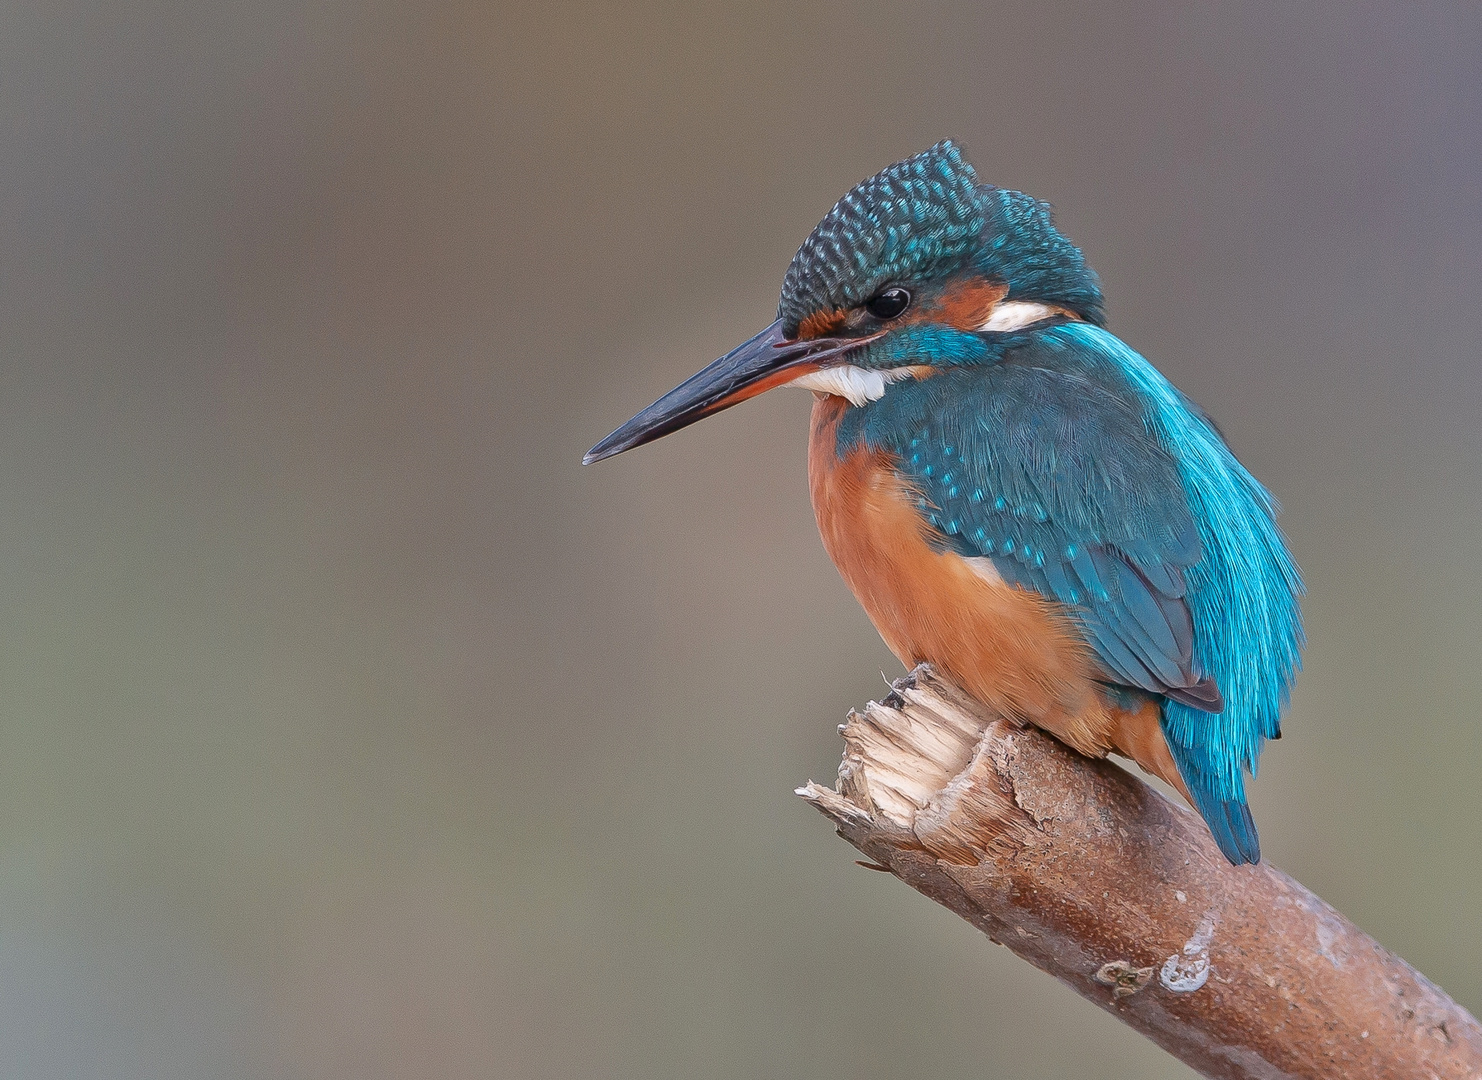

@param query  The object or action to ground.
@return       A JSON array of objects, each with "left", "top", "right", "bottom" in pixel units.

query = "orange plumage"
[{"left": 808, "top": 394, "right": 1192, "bottom": 800}]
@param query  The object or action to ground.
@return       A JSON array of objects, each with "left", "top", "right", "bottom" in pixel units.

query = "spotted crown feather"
[
  {"left": 777, "top": 140, "right": 1105, "bottom": 334},
  {"left": 777, "top": 139, "right": 987, "bottom": 335}
]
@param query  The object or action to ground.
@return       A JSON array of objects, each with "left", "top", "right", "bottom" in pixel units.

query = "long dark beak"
[{"left": 583, "top": 319, "right": 866, "bottom": 464}]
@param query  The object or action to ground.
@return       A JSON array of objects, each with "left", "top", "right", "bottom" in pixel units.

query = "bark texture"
[{"left": 797, "top": 666, "right": 1482, "bottom": 1080}]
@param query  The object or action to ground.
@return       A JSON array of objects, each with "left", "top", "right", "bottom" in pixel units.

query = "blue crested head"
[
  {"left": 585, "top": 140, "right": 1110, "bottom": 463},
  {"left": 776, "top": 139, "right": 986, "bottom": 335},
  {"left": 777, "top": 139, "right": 1105, "bottom": 350}
]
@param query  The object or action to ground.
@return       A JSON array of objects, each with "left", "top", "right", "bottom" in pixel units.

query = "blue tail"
[{"left": 1161, "top": 717, "right": 1261, "bottom": 865}]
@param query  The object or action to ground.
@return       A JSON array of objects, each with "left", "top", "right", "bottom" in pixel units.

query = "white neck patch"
[
  {"left": 784, "top": 300, "right": 1066, "bottom": 407},
  {"left": 786, "top": 365, "right": 916, "bottom": 407},
  {"left": 978, "top": 300, "right": 1058, "bottom": 333}
]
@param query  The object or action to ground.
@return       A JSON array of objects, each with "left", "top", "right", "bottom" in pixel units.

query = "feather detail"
[{"left": 828, "top": 321, "right": 1302, "bottom": 863}]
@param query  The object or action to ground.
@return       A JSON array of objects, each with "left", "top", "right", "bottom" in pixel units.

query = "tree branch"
[{"left": 797, "top": 665, "right": 1482, "bottom": 1080}]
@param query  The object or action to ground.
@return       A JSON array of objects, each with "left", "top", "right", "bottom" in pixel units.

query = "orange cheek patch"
[
  {"left": 797, "top": 308, "right": 848, "bottom": 339},
  {"left": 913, "top": 278, "right": 1009, "bottom": 331},
  {"left": 798, "top": 278, "right": 1007, "bottom": 339}
]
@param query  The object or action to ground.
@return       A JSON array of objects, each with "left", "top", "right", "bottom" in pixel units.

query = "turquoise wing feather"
[
  {"left": 841, "top": 350, "right": 1220, "bottom": 709},
  {"left": 837, "top": 322, "right": 1304, "bottom": 863}
]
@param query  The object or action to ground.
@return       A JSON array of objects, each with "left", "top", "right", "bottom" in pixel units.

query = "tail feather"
[{"left": 1161, "top": 719, "right": 1261, "bottom": 865}]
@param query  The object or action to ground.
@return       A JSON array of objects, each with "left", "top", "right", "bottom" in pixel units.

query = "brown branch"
[{"left": 797, "top": 665, "right": 1482, "bottom": 1080}]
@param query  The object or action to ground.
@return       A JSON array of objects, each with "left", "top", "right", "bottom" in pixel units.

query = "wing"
[{"left": 868, "top": 360, "right": 1223, "bottom": 711}]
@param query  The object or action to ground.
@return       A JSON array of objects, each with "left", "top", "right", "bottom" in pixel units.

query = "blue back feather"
[
  {"left": 836, "top": 322, "right": 1304, "bottom": 862},
  {"left": 1059, "top": 323, "right": 1306, "bottom": 784}
]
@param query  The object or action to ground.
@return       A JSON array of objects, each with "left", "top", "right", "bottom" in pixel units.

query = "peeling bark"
[{"left": 798, "top": 666, "right": 1482, "bottom": 1080}]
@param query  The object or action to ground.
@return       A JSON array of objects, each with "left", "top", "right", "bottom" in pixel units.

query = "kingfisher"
[{"left": 584, "top": 140, "right": 1303, "bottom": 865}]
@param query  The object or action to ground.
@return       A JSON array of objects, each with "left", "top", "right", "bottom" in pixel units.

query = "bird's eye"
[{"left": 865, "top": 288, "right": 911, "bottom": 320}]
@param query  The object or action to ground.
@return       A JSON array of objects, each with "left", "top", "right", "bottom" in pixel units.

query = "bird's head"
[{"left": 584, "top": 139, "right": 1103, "bottom": 464}]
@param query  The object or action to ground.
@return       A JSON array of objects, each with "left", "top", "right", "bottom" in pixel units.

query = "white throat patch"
[
  {"left": 978, "top": 300, "right": 1058, "bottom": 333},
  {"left": 785, "top": 299, "right": 1064, "bottom": 407},
  {"left": 786, "top": 365, "right": 916, "bottom": 407}
]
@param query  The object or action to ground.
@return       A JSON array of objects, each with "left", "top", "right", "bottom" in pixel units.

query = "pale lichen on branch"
[{"left": 799, "top": 665, "right": 1482, "bottom": 1080}]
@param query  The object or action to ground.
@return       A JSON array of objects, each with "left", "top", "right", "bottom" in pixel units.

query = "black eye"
[{"left": 865, "top": 287, "right": 911, "bottom": 320}]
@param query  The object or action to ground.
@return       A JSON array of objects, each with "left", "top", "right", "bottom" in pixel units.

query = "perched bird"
[{"left": 585, "top": 140, "right": 1303, "bottom": 865}]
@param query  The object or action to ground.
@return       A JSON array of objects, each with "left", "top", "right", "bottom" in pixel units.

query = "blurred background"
[{"left": 0, "top": 1, "right": 1477, "bottom": 1077}]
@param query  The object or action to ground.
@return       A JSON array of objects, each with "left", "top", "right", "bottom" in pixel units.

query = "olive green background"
[{"left": 0, "top": 2, "right": 1478, "bottom": 1077}]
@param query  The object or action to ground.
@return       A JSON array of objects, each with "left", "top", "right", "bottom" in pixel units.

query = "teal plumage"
[
  {"left": 586, "top": 139, "right": 1305, "bottom": 864},
  {"left": 778, "top": 141, "right": 1105, "bottom": 333},
  {"left": 837, "top": 321, "right": 1304, "bottom": 862},
  {"left": 1086, "top": 325, "right": 1305, "bottom": 862},
  {"left": 778, "top": 141, "right": 986, "bottom": 335}
]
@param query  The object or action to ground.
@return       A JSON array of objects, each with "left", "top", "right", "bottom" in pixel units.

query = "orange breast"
[{"left": 807, "top": 395, "right": 1119, "bottom": 757}]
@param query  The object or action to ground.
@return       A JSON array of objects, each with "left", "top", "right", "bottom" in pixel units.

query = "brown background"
[{"left": 0, "top": 2, "right": 1478, "bottom": 1077}]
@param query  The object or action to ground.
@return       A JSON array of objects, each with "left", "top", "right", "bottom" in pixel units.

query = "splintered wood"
[{"left": 797, "top": 666, "right": 1482, "bottom": 1080}]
